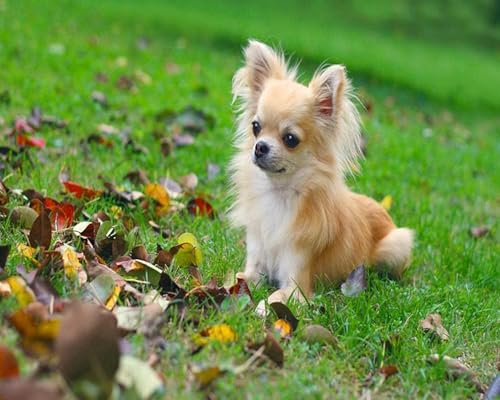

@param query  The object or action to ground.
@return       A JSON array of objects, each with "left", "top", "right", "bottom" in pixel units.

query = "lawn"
[{"left": 0, "top": 0, "right": 498, "bottom": 399}]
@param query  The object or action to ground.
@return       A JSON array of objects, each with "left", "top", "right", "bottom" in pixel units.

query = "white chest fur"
[{"left": 241, "top": 173, "right": 303, "bottom": 285}]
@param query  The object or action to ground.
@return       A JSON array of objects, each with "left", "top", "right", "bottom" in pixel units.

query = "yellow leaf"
[
  {"left": 105, "top": 285, "right": 121, "bottom": 310},
  {"left": 145, "top": 183, "right": 170, "bottom": 207},
  {"left": 194, "top": 324, "right": 237, "bottom": 346},
  {"left": 6, "top": 276, "right": 36, "bottom": 307},
  {"left": 17, "top": 244, "right": 39, "bottom": 266},
  {"left": 380, "top": 195, "right": 393, "bottom": 210},
  {"left": 175, "top": 232, "right": 202, "bottom": 267},
  {"left": 60, "top": 246, "right": 82, "bottom": 279},
  {"left": 190, "top": 365, "right": 224, "bottom": 388},
  {"left": 274, "top": 319, "right": 292, "bottom": 339},
  {"left": 8, "top": 305, "right": 61, "bottom": 358},
  {"left": 110, "top": 205, "right": 123, "bottom": 219}
]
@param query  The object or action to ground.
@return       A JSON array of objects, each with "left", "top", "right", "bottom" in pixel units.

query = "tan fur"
[{"left": 230, "top": 40, "right": 414, "bottom": 303}]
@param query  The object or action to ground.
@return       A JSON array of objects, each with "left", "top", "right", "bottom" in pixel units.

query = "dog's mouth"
[{"left": 254, "top": 158, "right": 286, "bottom": 174}]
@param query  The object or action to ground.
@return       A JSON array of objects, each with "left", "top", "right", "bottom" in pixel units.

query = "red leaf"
[
  {"left": 63, "top": 181, "right": 101, "bottom": 199},
  {"left": 16, "top": 134, "right": 46, "bottom": 148},
  {"left": 43, "top": 198, "right": 75, "bottom": 230},
  {"left": 0, "top": 345, "right": 19, "bottom": 378},
  {"left": 187, "top": 197, "right": 214, "bottom": 217},
  {"left": 228, "top": 278, "right": 253, "bottom": 301}
]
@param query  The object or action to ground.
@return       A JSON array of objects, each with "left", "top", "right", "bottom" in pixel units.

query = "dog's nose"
[{"left": 254, "top": 141, "right": 270, "bottom": 159}]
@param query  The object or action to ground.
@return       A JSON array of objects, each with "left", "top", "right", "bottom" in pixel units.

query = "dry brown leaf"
[
  {"left": 56, "top": 302, "right": 120, "bottom": 399},
  {"left": 420, "top": 313, "right": 449, "bottom": 341}
]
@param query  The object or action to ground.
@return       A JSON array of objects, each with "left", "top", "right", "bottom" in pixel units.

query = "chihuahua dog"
[{"left": 230, "top": 40, "right": 413, "bottom": 303}]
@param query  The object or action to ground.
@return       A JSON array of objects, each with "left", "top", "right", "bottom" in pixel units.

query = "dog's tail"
[{"left": 372, "top": 228, "right": 414, "bottom": 279}]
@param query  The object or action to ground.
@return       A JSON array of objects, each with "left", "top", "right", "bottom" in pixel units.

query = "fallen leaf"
[
  {"left": 145, "top": 183, "right": 170, "bottom": 215},
  {"left": 134, "top": 69, "right": 152, "bottom": 85},
  {"left": 17, "top": 244, "right": 39, "bottom": 266},
  {"left": 16, "top": 265, "right": 63, "bottom": 309},
  {"left": 175, "top": 232, "right": 203, "bottom": 267},
  {"left": 14, "top": 118, "right": 33, "bottom": 133},
  {"left": 187, "top": 197, "right": 214, "bottom": 218},
  {"left": 0, "top": 244, "right": 10, "bottom": 272},
  {"left": 228, "top": 277, "right": 253, "bottom": 301},
  {"left": 28, "top": 205, "right": 52, "bottom": 249},
  {"left": 420, "top": 313, "right": 449, "bottom": 341},
  {"left": 105, "top": 285, "right": 121, "bottom": 310},
  {"left": 0, "top": 179, "right": 7, "bottom": 205},
  {"left": 380, "top": 195, "right": 393, "bottom": 210},
  {"left": 45, "top": 200, "right": 74, "bottom": 231},
  {"left": 180, "top": 173, "right": 198, "bottom": 190},
  {"left": 116, "top": 75, "right": 135, "bottom": 91},
  {"left": 113, "top": 303, "right": 164, "bottom": 332},
  {"left": 0, "top": 378, "right": 64, "bottom": 400},
  {"left": 341, "top": 265, "right": 367, "bottom": 297},
  {"left": 86, "top": 134, "right": 113, "bottom": 148},
  {"left": 6, "top": 276, "right": 36, "bottom": 307},
  {"left": 172, "top": 133, "right": 195, "bottom": 147},
  {"left": 274, "top": 319, "right": 292, "bottom": 339},
  {"left": 16, "top": 134, "right": 46, "bottom": 148},
  {"left": 73, "top": 221, "right": 97, "bottom": 239},
  {"left": 0, "top": 345, "right": 20, "bottom": 378},
  {"left": 429, "top": 354, "right": 484, "bottom": 392},
  {"left": 59, "top": 245, "right": 83, "bottom": 280},
  {"left": 11, "top": 206, "right": 39, "bottom": 229},
  {"left": 116, "top": 355, "right": 164, "bottom": 398},
  {"left": 158, "top": 272, "right": 186, "bottom": 298},
  {"left": 188, "top": 364, "right": 224, "bottom": 389},
  {"left": 96, "top": 123, "right": 118, "bottom": 135},
  {"left": 469, "top": 226, "right": 489, "bottom": 238},
  {"left": 255, "top": 299, "right": 269, "bottom": 318},
  {"left": 379, "top": 364, "right": 398, "bottom": 378},
  {"left": 269, "top": 302, "right": 299, "bottom": 331},
  {"left": 131, "top": 245, "right": 149, "bottom": 261},
  {"left": 8, "top": 302, "right": 61, "bottom": 358},
  {"left": 302, "top": 324, "right": 337, "bottom": 346},
  {"left": 248, "top": 332, "right": 284, "bottom": 367},
  {"left": 83, "top": 274, "right": 117, "bottom": 306},
  {"left": 91, "top": 91, "right": 107, "bottom": 106},
  {"left": 207, "top": 162, "right": 220, "bottom": 181},
  {"left": 63, "top": 181, "right": 102, "bottom": 199},
  {"left": 194, "top": 324, "right": 237, "bottom": 346},
  {"left": 165, "top": 106, "right": 214, "bottom": 134},
  {"left": 56, "top": 302, "right": 120, "bottom": 399}
]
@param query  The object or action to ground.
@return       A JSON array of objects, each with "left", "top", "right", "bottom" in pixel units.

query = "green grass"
[{"left": 0, "top": 0, "right": 499, "bottom": 399}]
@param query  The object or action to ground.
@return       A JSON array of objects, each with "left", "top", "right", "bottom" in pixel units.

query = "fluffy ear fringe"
[
  {"left": 232, "top": 40, "right": 297, "bottom": 114},
  {"left": 310, "top": 65, "right": 363, "bottom": 176}
]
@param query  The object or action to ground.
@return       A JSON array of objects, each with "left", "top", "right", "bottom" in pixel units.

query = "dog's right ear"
[{"left": 232, "top": 40, "right": 291, "bottom": 104}]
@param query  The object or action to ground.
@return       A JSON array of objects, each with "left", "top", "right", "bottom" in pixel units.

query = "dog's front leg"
[
  {"left": 236, "top": 231, "right": 264, "bottom": 284},
  {"left": 268, "top": 253, "right": 312, "bottom": 304}
]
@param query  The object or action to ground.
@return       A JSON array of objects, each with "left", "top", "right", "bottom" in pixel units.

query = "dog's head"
[{"left": 232, "top": 40, "right": 361, "bottom": 179}]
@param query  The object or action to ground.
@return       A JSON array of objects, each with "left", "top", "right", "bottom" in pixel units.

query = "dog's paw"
[
  {"left": 235, "top": 272, "right": 248, "bottom": 281},
  {"left": 268, "top": 287, "right": 307, "bottom": 304}
]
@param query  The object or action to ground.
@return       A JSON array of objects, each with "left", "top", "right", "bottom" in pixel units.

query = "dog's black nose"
[{"left": 254, "top": 141, "right": 270, "bottom": 159}]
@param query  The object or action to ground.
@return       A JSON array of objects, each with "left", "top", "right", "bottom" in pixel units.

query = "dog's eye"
[
  {"left": 283, "top": 133, "right": 300, "bottom": 148},
  {"left": 251, "top": 121, "right": 261, "bottom": 136}
]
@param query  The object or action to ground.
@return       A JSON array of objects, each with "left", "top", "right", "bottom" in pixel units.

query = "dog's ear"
[
  {"left": 233, "top": 40, "right": 290, "bottom": 101},
  {"left": 244, "top": 40, "right": 288, "bottom": 93},
  {"left": 309, "top": 65, "right": 347, "bottom": 119}
]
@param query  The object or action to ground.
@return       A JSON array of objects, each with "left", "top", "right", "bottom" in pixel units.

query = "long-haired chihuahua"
[{"left": 230, "top": 40, "right": 413, "bottom": 303}]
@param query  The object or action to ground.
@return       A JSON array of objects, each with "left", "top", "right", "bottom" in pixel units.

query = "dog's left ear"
[{"left": 309, "top": 65, "right": 347, "bottom": 119}]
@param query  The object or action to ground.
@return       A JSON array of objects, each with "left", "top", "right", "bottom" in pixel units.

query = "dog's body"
[{"left": 230, "top": 41, "right": 413, "bottom": 303}]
